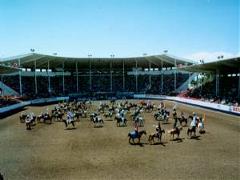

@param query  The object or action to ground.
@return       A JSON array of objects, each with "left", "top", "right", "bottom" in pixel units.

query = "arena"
[
  {"left": 0, "top": 52, "right": 240, "bottom": 180},
  {"left": 0, "top": 99, "right": 239, "bottom": 180}
]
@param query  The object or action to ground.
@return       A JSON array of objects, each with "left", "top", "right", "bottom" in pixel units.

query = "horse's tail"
[{"left": 128, "top": 133, "right": 131, "bottom": 137}]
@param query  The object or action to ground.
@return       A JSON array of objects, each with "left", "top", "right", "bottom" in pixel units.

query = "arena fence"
[{"left": 1, "top": 94, "right": 239, "bottom": 118}]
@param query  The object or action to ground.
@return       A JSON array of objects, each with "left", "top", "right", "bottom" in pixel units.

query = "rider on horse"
[
  {"left": 67, "top": 110, "right": 74, "bottom": 124},
  {"left": 190, "top": 112, "right": 197, "bottom": 130},
  {"left": 156, "top": 122, "right": 162, "bottom": 139},
  {"left": 198, "top": 117, "right": 205, "bottom": 133},
  {"left": 134, "top": 123, "right": 139, "bottom": 137},
  {"left": 172, "top": 108, "right": 178, "bottom": 129}
]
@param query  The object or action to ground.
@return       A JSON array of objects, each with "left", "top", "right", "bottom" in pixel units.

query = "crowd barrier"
[
  {"left": 0, "top": 97, "right": 69, "bottom": 116},
  {"left": 134, "top": 94, "right": 240, "bottom": 116},
  {"left": 1, "top": 95, "right": 239, "bottom": 117}
]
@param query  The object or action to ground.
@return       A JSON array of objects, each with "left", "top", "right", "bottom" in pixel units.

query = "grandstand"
[
  {"left": 0, "top": 53, "right": 194, "bottom": 99},
  {"left": 0, "top": 53, "right": 239, "bottom": 114},
  {"left": 181, "top": 56, "right": 240, "bottom": 106}
]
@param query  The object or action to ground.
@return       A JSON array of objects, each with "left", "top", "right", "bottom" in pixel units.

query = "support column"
[
  {"left": 238, "top": 68, "right": 240, "bottom": 98},
  {"left": 161, "top": 60, "right": 163, "bottom": 93},
  {"left": 48, "top": 59, "right": 51, "bottom": 93},
  {"left": 216, "top": 69, "right": 220, "bottom": 96},
  {"left": 1, "top": 75, "right": 3, "bottom": 97},
  {"left": 18, "top": 58, "right": 22, "bottom": 96},
  {"left": 76, "top": 61, "right": 79, "bottom": 93},
  {"left": 135, "top": 59, "right": 138, "bottom": 92},
  {"left": 188, "top": 72, "right": 191, "bottom": 88},
  {"left": 62, "top": 60, "right": 65, "bottom": 94},
  {"left": 34, "top": 60, "right": 38, "bottom": 95},
  {"left": 149, "top": 61, "right": 151, "bottom": 89},
  {"left": 89, "top": 57, "right": 92, "bottom": 91},
  {"left": 174, "top": 58, "right": 177, "bottom": 91},
  {"left": 110, "top": 59, "right": 113, "bottom": 92},
  {"left": 122, "top": 59, "right": 125, "bottom": 91}
]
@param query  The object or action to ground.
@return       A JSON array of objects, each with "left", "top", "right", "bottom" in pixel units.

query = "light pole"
[{"left": 30, "top": 49, "right": 35, "bottom": 53}]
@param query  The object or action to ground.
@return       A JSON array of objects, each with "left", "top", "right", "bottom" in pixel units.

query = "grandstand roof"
[
  {"left": 0, "top": 65, "right": 19, "bottom": 74},
  {"left": 181, "top": 56, "right": 240, "bottom": 74},
  {"left": 0, "top": 53, "right": 195, "bottom": 70}
]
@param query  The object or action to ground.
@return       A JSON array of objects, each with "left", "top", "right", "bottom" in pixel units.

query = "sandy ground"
[{"left": 0, "top": 100, "right": 239, "bottom": 180}]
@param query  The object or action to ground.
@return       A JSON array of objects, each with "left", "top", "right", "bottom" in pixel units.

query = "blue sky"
[{"left": 0, "top": 0, "right": 239, "bottom": 61}]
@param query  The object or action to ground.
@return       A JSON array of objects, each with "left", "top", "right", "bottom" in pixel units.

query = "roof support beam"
[
  {"left": 174, "top": 58, "right": 177, "bottom": 91},
  {"left": 122, "top": 59, "right": 125, "bottom": 91},
  {"left": 149, "top": 61, "right": 151, "bottom": 89},
  {"left": 135, "top": 59, "right": 138, "bottom": 92},
  {"left": 238, "top": 68, "right": 240, "bottom": 99},
  {"left": 215, "top": 69, "right": 220, "bottom": 97},
  {"left": 76, "top": 61, "right": 79, "bottom": 93},
  {"left": 62, "top": 60, "right": 65, "bottom": 94},
  {"left": 48, "top": 59, "right": 51, "bottom": 93},
  {"left": 34, "top": 59, "right": 38, "bottom": 95},
  {"left": 161, "top": 60, "right": 163, "bottom": 94},
  {"left": 18, "top": 58, "right": 22, "bottom": 96}
]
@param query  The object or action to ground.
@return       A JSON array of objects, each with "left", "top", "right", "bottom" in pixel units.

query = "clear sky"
[{"left": 0, "top": 0, "right": 239, "bottom": 61}]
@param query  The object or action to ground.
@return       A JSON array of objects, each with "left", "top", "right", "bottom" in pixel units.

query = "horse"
[
  {"left": 177, "top": 116, "right": 188, "bottom": 126},
  {"left": 154, "top": 110, "right": 169, "bottom": 123},
  {"left": 37, "top": 113, "right": 52, "bottom": 124},
  {"left": 93, "top": 116, "right": 104, "bottom": 124},
  {"left": 19, "top": 112, "right": 27, "bottom": 123},
  {"left": 128, "top": 130, "right": 147, "bottom": 144},
  {"left": 115, "top": 116, "right": 127, "bottom": 127},
  {"left": 154, "top": 111, "right": 161, "bottom": 121},
  {"left": 134, "top": 116, "right": 144, "bottom": 127},
  {"left": 187, "top": 126, "right": 196, "bottom": 137},
  {"left": 148, "top": 129, "right": 165, "bottom": 144},
  {"left": 144, "top": 104, "right": 154, "bottom": 113},
  {"left": 63, "top": 118, "right": 76, "bottom": 129},
  {"left": 168, "top": 126, "right": 182, "bottom": 140},
  {"left": 90, "top": 113, "right": 104, "bottom": 127},
  {"left": 25, "top": 115, "right": 36, "bottom": 130},
  {"left": 52, "top": 111, "right": 64, "bottom": 121},
  {"left": 104, "top": 110, "right": 113, "bottom": 118}
]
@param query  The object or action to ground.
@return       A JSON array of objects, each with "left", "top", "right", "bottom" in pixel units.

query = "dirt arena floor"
[{"left": 0, "top": 100, "right": 239, "bottom": 180}]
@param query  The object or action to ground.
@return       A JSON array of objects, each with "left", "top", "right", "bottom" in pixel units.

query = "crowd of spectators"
[
  {"left": 183, "top": 76, "right": 239, "bottom": 107},
  {"left": 0, "top": 72, "right": 191, "bottom": 101}
]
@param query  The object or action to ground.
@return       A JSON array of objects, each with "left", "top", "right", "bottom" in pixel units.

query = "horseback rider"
[
  {"left": 156, "top": 122, "right": 161, "bottom": 139},
  {"left": 190, "top": 112, "right": 197, "bottom": 130},
  {"left": 163, "top": 107, "right": 168, "bottom": 120},
  {"left": 172, "top": 108, "right": 178, "bottom": 129},
  {"left": 67, "top": 110, "right": 74, "bottom": 124},
  {"left": 198, "top": 117, "right": 205, "bottom": 133},
  {"left": 134, "top": 122, "right": 139, "bottom": 136}
]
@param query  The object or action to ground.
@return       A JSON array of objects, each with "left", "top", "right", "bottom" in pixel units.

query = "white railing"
[{"left": 134, "top": 94, "right": 240, "bottom": 115}]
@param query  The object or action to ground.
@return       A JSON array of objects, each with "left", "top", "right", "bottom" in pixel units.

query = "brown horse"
[
  {"left": 187, "top": 126, "right": 196, "bottom": 137},
  {"left": 168, "top": 126, "right": 182, "bottom": 140},
  {"left": 148, "top": 129, "right": 165, "bottom": 144},
  {"left": 128, "top": 130, "right": 146, "bottom": 144}
]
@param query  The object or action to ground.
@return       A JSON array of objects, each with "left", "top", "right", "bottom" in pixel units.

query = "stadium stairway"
[
  {"left": 0, "top": 81, "right": 19, "bottom": 96},
  {"left": 176, "top": 73, "right": 198, "bottom": 93}
]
